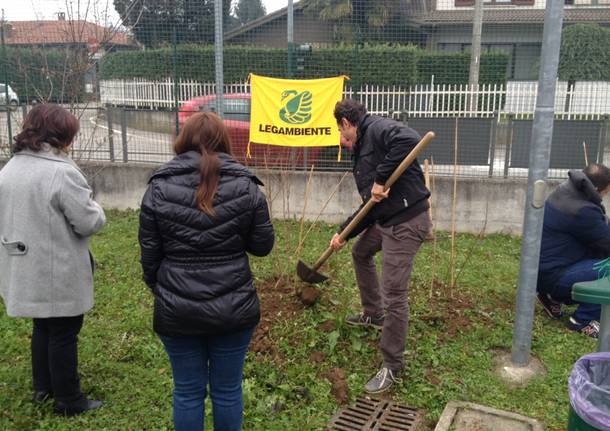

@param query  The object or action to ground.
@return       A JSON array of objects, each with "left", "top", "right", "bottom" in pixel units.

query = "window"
[
  {"left": 200, "top": 98, "right": 250, "bottom": 122},
  {"left": 455, "top": 0, "right": 534, "bottom": 6},
  {"left": 224, "top": 99, "right": 251, "bottom": 122}
]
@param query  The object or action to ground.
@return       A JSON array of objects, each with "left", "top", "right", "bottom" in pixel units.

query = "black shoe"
[
  {"left": 345, "top": 312, "right": 384, "bottom": 330},
  {"left": 32, "top": 391, "right": 52, "bottom": 404},
  {"left": 54, "top": 398, "right": 103, "bottom": 416},
  {"left": 537, "top": 292, "right": 564, "bottom": 320},
  {"left": 566, "top": 317, "right": 600, "bottom": 339}
]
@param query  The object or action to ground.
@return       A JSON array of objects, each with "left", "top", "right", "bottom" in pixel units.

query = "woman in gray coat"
[{"left": 0, "top": 104, "right": 106, "bottom": 416}]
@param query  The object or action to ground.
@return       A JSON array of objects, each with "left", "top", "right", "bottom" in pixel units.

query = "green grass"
[{"left": 0, "top": 210, "right": 596, "bottom": 430}]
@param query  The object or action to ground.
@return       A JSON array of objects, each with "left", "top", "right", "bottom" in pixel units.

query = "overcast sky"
[{"left": 2, "top": 1, "right": 288, "bottom": 23}]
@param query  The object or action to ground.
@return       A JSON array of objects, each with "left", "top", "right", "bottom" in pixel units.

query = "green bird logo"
[{"left": 279, "top": 90, "right": 313, "bottom": 124}]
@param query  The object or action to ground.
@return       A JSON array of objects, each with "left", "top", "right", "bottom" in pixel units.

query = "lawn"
[{"left": 0, "top": 210, "right": 596, "bottom": 430}]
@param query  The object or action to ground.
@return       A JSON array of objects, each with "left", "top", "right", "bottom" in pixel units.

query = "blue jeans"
[
  {"left": 159, "top": 327, "right": 255, "bottom": 431},
  {"left": 549, "top": 259, "right": 602, "bottom": 323}
]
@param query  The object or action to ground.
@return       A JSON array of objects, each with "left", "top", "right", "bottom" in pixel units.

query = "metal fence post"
[
  {"left": 488, "top": 111, "right": 498, "bottom": 178},
  {"left": 1, "top": 10, "right": 12, "bottom": 154},
  {"left": 120, "top": 108, "right": 128, "bottom": 163},
  {"left": 106, "top": 105, "right": 115, "bottom": 162},
  {"left": 599, "top": 115, "right": 609, "bottom": 165},
  {"left": 504, "top": 114, "right": 513, "bottom": 178},
  {"left": 172, "top": 25, "right": 179, "bottom": 136},
  {"left": 286, "top": 0, "right": 301, "bottom": 169},
  {"left": 214, "top": 0, "right": 224, "bottom": 118},
  {"left": 511, "top": 0, "right": 565, "bottom": 366},
  {"left": 287, "top": 0, "right": 295, "bottom": 78}
]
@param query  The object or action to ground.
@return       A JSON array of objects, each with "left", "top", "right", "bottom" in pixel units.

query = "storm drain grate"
[{"left": 329, "top": 396, "right": 421, "bottom": 431}]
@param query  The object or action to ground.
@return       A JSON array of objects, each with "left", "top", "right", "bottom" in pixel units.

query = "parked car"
[
  {"left": 179, "top": 93, "right": 350, "bottom": 169},
  {"left": 0, "top": 84, "right": 20, "bottom": 110}
]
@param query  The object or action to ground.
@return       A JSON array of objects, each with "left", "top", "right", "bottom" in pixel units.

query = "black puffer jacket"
[
  {"left": 340, "top": 114, "right": 430, "bottom": 239},
  {"left": 138, "top": 151, "right": 274, "bottom": 337}
]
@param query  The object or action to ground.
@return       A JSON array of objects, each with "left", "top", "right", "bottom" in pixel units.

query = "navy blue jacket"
[
  {"left": 138, "top": 151, "right": 274, "bottom": 337},
  {"left": 538, "top": 170, "right": 610, "bottom": 290}
]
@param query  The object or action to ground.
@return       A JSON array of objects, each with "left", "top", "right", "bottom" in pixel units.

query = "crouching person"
[
  {"left": 138, "top": 112, "right": 274, "bottom": 431},
  {"left": 0, "top": 104, "right": 106, "bottom": 415},
  {"left": 537, "top": 164, "right": 610, "bottom": 338}
]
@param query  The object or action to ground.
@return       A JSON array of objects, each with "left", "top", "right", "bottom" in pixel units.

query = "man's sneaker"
[
  {"left": 537, "top": 292, "right": 564, "bottom": 320},
  {"left": 364, "top": 367, "right": 402, "bottom": 394},
  {"left": 345, "top": 312, "right": 384, "bottom": 330},
  {"left": 566, "top": 317, "right": 600, "bottom": 339}
]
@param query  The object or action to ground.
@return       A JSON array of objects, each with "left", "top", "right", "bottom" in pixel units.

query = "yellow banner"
[{"left": 249, "top": 74, "right": 346, "bottom": 147}]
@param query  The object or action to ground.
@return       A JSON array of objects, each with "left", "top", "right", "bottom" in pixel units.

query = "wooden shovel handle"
[{"left": 311, "top": 131, "right": 436, "bottom": 272}]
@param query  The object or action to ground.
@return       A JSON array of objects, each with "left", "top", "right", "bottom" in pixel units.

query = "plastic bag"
[{"left": 569, "top": 352, "right": 610, "bottom": 430}]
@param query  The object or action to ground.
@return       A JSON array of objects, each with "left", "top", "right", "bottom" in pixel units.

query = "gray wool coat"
[{"left": 0, "top": 146, "right": 106, "bottom": 318}]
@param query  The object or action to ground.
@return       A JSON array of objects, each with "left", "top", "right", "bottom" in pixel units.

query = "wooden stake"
[
  {"left": 450, "top": 119, "right": 458, "bottom": 292},
  {"left": 296, "top": 171, "right": 350, "bottom": 253},
  {"left": 429, "top": 156, "right": 438, "bottom": 299},
  {"left": 583, "top": 141, "right": 589, "bottom": 167},
  {"left": 424, "top": 159, "right": 431, "bottom": 189},
  {"left": 423, "top": 158, "right": 434, "bottom": 240},
  {"left": 296, "top": 164, "right": 315, "bottom": 259}
]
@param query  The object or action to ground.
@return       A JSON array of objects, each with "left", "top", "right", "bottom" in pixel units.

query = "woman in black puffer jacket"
[{"left": 138, "top": 112, "right": 274, "bottom": 431}]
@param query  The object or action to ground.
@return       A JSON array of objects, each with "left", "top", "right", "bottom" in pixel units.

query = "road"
[{"left": 0, "top": 106, "right": 174, "bottom": 165}]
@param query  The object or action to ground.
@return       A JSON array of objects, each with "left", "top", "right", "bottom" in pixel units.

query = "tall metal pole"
[
  {"left": 1, "top": 9, "right": 13, "bottom": 153},
  {"left": 511, "top": 0, "right": 565, "bottom": 366},
  {"left": 214, "top": 0, "right": 224, "bottom": 118},
  {"left": 287, "top": 0, "right": 295, "bottom": 78},
  {"left": 468, "top": 0, "right": 483, "bottom": 112},
  {"left": 287, "top": 0, "right": 298, "bottom": 167},
  {"left": 172, "top": 25, "right": 179, "bottom": 136}
]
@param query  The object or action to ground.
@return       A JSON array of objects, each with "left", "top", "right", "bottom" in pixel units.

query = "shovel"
[{"left": 297, "top": 131, "right": 436, "bottom": 284}]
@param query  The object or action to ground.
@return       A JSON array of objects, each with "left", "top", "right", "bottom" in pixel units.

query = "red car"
[{"left": 179, "top": 93, "right": 349, "bottom": 169}]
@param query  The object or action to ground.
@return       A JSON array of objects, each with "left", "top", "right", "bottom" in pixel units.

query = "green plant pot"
[{"left": 568, "top": 407, "right": 602, "bottom": 431}]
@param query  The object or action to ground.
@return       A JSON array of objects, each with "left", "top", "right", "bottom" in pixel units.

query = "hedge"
[
  {"left": 100, "top": 44, "right": 509, "bottom": 85},
  {"left": 559, "top": 23, "right": 610, "bottom": 82},
  {"left": 2, "top": 47, "right": 87, "bottom": 103}
]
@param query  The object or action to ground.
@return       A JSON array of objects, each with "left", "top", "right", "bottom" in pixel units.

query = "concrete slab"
[{"left": 434, "top": 401, "right": 545, "bottom": 431}]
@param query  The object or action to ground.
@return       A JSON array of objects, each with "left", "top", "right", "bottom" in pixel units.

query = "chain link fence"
[{"left": 1, "top": 0, "right": 610, "bottom": 178}]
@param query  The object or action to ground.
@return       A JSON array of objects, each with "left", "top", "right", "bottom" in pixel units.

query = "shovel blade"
[{"left": 297, "top": 260, "right": 329, "bottom": 284}]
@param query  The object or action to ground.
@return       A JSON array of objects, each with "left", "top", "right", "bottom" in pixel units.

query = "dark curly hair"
[
  {"left": 13, "top": 104, "right": 79, "bottom": 153},
  {"left": 333, "top": 99, "right": 367, "bottom": 126},
  {"left": 584, "top": 163, "right": 610, "bottom": 192}
]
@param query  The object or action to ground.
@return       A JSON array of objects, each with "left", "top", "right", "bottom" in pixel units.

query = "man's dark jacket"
[
  {"left": 538, "top": 170, "right": 610, "bottom": 292},
  {"left": 138, "top": 151, "right": 274, "bottom": 337},
  {"left": 340, "top": 114, "right": 430, "bottom": 239}
]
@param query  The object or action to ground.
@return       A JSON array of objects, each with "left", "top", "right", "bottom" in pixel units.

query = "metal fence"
[
  {"left": 100, "top": 79, "right": 610, "bottom": 119},
  {"left": 2, "top": 0, "right": 610, "bottom": 179}
]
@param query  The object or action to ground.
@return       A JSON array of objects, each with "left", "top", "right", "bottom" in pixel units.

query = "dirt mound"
[
  {"left": 250, "top": 276, "right": 304, "bottom": 358},
  {"left": 309, "top": 351, "right": 326, "bottom": 364},
  {"left": 299, "top": 285, "right": 321, "bottom": 306},
  {"left": 417, "top": 278, "right": 479, "bottom": 337},
  {"left": 318, "top": 319, "right": 336, "bottom": 333},
  {"left": 323, "top": 367, "right": 349, "bottom": 405}
]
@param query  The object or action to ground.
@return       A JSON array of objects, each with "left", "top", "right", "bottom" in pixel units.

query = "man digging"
[{"left": 330, "top": 99, "right": 431, "bottom": 394}]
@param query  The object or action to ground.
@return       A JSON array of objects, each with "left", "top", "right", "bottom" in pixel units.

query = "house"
[
  {"left": 224, "top": 1, "right": 427, "bottom": 48},
  {"left": 4, "top": 14, "right": 135, "bottom": 52},
  {"left": 3, "top": 15, "right": 136, "bottom": 98},
  {"left": 426, "top": 0, "right": 610, "bottom": 79},
  {"left": 224, "top": 0, "right": 610, "bottom": 80}
]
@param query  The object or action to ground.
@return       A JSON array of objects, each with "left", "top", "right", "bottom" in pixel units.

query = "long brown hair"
[
  {"left": 173, "top": 112, "right": 233, "bottom": 215},
  {"left": 13, "top": 104, "right": 79, "bottom": 153}
]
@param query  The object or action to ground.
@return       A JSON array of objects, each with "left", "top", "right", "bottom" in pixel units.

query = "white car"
[{"left": 0, "top": 84, "right": 19, "bottom": 109}]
